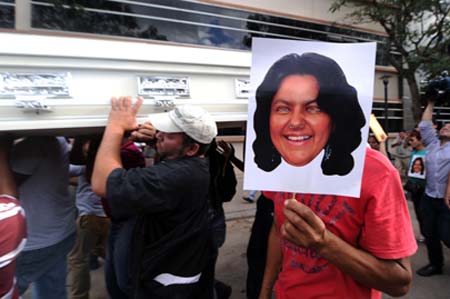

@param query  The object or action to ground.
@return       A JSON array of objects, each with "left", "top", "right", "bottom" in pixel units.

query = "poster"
[
  {"left": 408, "top": 154, "right": 426, "bottom": 179},
  {"left": 244, "top": 38, "right": 376, "bottom": 198}
]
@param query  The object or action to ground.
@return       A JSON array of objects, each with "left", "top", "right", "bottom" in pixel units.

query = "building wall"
[
  {"left": 203, "top": 0, "right": 385, "bottom": 33},
  {"left": 0, "top": 0, "right": 408, "bottom": 132}
]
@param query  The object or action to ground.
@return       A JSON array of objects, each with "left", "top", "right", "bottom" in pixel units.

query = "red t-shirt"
[
  {"left": 264, "top": 148, "right": 417, "bottom": 299},
  {"left": 0, "top": 195, "right": 27, "bottom": 299}
]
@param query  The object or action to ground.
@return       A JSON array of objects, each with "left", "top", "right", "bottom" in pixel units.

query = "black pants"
[
  {"left": 410, "top": 186, "right": 425, "bottom": 235},
  {"left": 137, "top": 281, "right": 200, "bottom": 299},
  {"left": 105, "top": 219, "right": 136, "bottom": 299},
  {"left": 197, "top": 208, "right": 226, "bottom": 299},
  {"left": 420, "top": 194, "right": 450, "bottom": 267},
  {"left": 246, "top": 194, "right": 274, "bottom": 299}
]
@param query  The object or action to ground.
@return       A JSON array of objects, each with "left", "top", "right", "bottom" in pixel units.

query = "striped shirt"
[{"left": 0, "top": 195, "right": 26, "bottom": 299}]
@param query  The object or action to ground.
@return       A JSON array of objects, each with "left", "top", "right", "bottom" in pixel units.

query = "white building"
[{"left": 0, "top": 0, "right": 403, "bottom": 134}]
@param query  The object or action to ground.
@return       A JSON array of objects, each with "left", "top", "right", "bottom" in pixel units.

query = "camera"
[{"left": 425, "top": 71, "right": 450, "bottom": 104}]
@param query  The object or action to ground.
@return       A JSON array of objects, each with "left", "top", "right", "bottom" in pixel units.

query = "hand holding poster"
[{"left": 244, "top": 38, "right": 376, "bottom": 197}]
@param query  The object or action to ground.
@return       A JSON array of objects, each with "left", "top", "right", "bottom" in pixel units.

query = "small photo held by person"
[{"left": 408, "top": 155, "right": 426, "bottom": 179}]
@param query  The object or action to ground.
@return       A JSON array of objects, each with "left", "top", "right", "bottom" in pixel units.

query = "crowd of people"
[
  {"left": 367, "top": 98, "right": 450, "bottom": 278},
  {"left": 0, "top": 98, "right": 239, "bottom": 299},
  {"left": 0, "top": 90, "right": 449, "bottom": 299}
]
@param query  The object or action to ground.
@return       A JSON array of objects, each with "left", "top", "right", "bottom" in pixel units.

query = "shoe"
[
  {"left": 215, "top": 280, "right": 232, "bottom": 299},
  {"left": 416, "top": 237, "right": 426, "bottom": 244},
  {"left": 416, "top": 264, "right": 442, "bottom": 277},
  {"left": 89, "top": 254, "right": 100, "bottom": 270},
  {"left": 242, "top": 197, "right": 254, "bottom": 203}
]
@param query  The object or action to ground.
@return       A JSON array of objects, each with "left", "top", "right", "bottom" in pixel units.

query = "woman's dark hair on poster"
[
  {"left": 253, "top": 52, "right": 366, "bottom": 175},
  {"left": 411, "top": 157, "right": 425, "bottom": 175}
]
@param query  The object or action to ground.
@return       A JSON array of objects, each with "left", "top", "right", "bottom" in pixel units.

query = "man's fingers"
[
  {"left": 138, "top": 128, "right": 156, "bottom": 137},
  {"left": 284, "top": 199, "right": 323, "bottom": 229},
  {"left": 282, "top": 207, "right": 310, "bottom": 245},
  {"left": 281, "top": 221, "right": 305, "bottom": 246},
  {"left": 133, "top": 97, "right": 144, "bottom": 114},
  {"left": 138, "top": 122, "right": 157, "bottom": 135},
  {"left": 118, "top": 96, "right": 132, "bottom": 110},
  {"left": 130, "top": 131, "right": 154, "bottom": 142},
  {"left": 111, "top": 97, "right": 119, "bottom": 110},
  {"left": 111, "top": 96, "right": 143, "bottom": 114},
  {"left": 140, "top": 121, "right": 154, "bottom": 129},
  {"left": 283, "top": 207, "right": 309, "bottom": 232}
]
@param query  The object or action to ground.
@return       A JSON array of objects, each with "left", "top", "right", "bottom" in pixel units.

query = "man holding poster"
[
  {"left": 416, "top": 98, "right": 450, "bottom": 277},
  {"left": 244, "top": 38, "right": 417, "bottom": 299}
]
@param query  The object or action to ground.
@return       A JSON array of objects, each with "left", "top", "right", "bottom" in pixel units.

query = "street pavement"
[{"left": 23, "top": 140, "right": 450, "bottom": 299}]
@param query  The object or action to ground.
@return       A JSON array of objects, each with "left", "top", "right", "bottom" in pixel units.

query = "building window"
[
  {"left": 31, "top": 0, "right": 390, "bottom": 65},
  {"left": 433, "top": 106, "right": 450, "bottom": 125},
  {"left": 0, "top": 0, "right": 14, "bottom": 28},
  {"left": 372, "top": 101, "right": 403, "bottom": 132}
]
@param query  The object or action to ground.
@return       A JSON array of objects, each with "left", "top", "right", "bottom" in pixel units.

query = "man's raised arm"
[
  {"left": 92, "top": 96, "right": 143, "bottom": 197},
  {"left": 422, "top": 98, "right": 435, "bottom": 122}
]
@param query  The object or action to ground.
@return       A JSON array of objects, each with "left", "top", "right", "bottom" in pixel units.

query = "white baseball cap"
[{"left": 147, "top": 105, "right": 218, "bottom": 144}]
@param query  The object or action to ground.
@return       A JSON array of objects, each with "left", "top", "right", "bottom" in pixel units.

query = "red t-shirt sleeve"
[{"left": 359, "top": 153, "right": 417, "bottom": 259}]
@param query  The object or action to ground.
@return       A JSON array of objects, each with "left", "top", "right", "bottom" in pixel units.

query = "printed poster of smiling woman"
[
  {"left": 244, "top": 38, "right": 376, "bottom": 198},
  {"left": 408, "top": 154, "right": 426, "bottom": 179}
]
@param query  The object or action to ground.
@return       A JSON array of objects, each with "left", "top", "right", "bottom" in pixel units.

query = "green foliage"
[{"left": 330, "top": 0, "right": 450, "bottom": 121}]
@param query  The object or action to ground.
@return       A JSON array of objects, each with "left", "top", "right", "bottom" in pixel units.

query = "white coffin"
[{"left": 0, "top": 33, "right": 250, "bottom": 135}]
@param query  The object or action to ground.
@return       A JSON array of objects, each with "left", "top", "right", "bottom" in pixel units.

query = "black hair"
[
  {"left": 253, "top": 52, "right": 366, "bottom": 175},
  {"left": 182, "top": 133, "right": 210, "bottom": 156},
  {"left": 411, "top": 157, "right": 425, "bottom": 175},
  {"left": 409, "top": 130, "right": 422, "bottom": 141},
  {"left": 368, "top": 135, "right": 380, "bottom": 144}
]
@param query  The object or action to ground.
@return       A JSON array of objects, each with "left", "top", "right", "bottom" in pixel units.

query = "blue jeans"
[
  {"left": 104, "top": 218, "right": 136, "bottom": 299},
  {"left": 248, "top": 190, "right": 258, "bottom": 201},
  {"left": 16, "top": 232, "right": 76, "bottom": 299}
]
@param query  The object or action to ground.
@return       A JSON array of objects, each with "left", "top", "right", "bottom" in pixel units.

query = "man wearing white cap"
[{"left": 92, "top": 96, "right": 217, "bottom": 298}]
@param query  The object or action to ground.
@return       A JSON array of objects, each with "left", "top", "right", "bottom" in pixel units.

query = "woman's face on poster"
[
  {"left": 269, "top": 75, "right": 332, "bottom": 167},
  {"left": 412, "top": 159, "right": 423, "bottom": 174}
]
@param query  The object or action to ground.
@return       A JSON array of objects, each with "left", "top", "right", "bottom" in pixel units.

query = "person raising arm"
[{"left": 92, "top": 96, "right": 143, "bottom": 197}]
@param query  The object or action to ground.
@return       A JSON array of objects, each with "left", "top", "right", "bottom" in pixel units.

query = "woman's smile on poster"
[{"left": 269, "top": 75, "right": 332, "bottom": 167}]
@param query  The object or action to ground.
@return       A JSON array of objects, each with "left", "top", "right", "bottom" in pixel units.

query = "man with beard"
[
  {"left": 92, "top": 96, "right": 217, "bottom": 298},
  {"left": 416, "top": 98, "right": 450, "bottom": 277}
]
